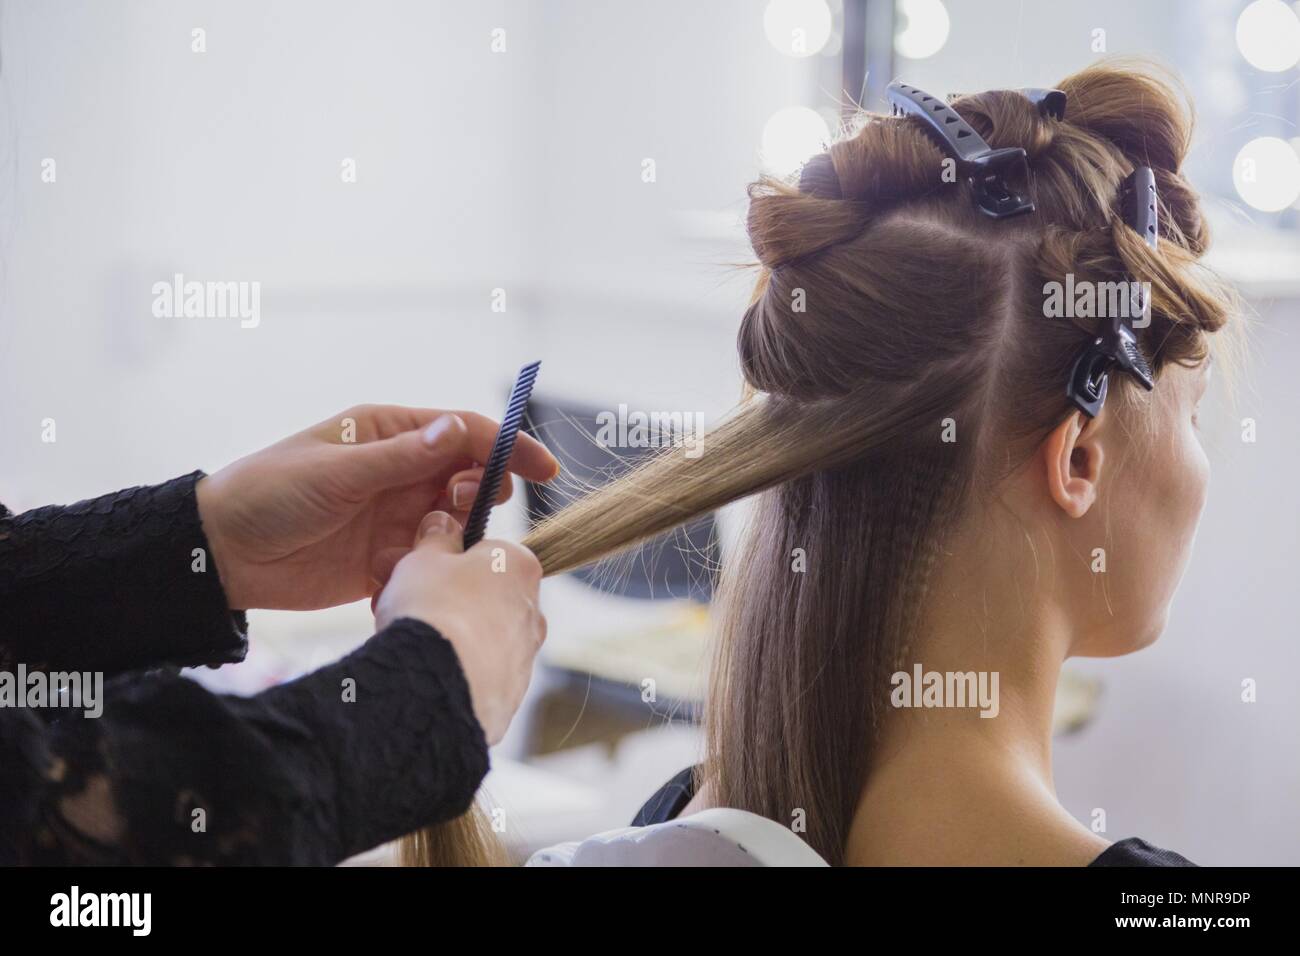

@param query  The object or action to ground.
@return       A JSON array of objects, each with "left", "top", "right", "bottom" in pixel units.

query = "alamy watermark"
[
  {"left": 594, "top": 404, "right": 705, "bottom": 459},
  {"left": 0, "top": 666, "right": 103, "bottom": 718},
  {"left": 1042, "top": 273, "right": 1150, "bottom": 329},
  {"left": 152, "top": 273, "right": 261, "bottom": 328},
  {"left": 890, "top": 664, "right": 999, "bottom": 718},
  {"left": 50, "top": 886, "right": 150, "bottom": 936}
]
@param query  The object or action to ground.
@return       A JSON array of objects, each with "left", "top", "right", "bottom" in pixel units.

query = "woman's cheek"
[
  {"left": 1185, "top": 420, "right": 1211, "bottom": 523},
  {"left": 1164, "top": 420, "right": 1210, "bottom": 586}
]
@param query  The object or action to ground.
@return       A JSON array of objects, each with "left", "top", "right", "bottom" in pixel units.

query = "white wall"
[
  {"left": 0, "top": 0, "right": 806, "bottom": 510},
  {"left": 2, "top": 0, "right": 1297, "bottom": 864}
]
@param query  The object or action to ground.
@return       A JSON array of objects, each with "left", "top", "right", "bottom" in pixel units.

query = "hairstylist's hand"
[
  {"left": 195, "top": 405, "right": 558, "bottom": 611},
  {"left": 375, "top": 512, "right": 546, "bottom": 744}
]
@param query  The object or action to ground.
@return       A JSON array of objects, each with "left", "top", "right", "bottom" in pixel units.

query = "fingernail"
[
  {"left": 452, "top": 480, "right": 480, "bottom": 509},
  {"left": 423, "top": 415, "right": 455, "bottom": 447},
  {"left": 420, "top": 511, "right": 457, "bottom": 537}
]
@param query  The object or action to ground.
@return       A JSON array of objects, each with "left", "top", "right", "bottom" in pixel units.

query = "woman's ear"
[{"left": 1041, "top": 411, "right": 1105, "bottom": 519}]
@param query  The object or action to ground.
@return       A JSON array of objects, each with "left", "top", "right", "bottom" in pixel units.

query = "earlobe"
[{"left": 1042, "top": 411, "right": 1103, "bottom": 519}]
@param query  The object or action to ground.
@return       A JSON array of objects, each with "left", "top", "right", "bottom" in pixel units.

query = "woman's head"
[
  {"left": 737, "top": 63, "right": 1228, "bottom": 653},
  {"left": 409, "top": 61, "right": 1237, "bottom": 866}
]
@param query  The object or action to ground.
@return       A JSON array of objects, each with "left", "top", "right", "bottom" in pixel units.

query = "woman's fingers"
[
  {"left": 336, "top": 414, "right": 478, "bottom": 496},
  {"left": 368, "top": 510, "right": 459, "bottom": 608},
  {"left": 414, "top": 510, "right": 464, "bottom": 546},
  {"left": 451, "top": 410, "right": 558, "bottom": 484},
  {"left": 329, "top": 405, "right": 559, "bottom": 483},
  {"left": 326, "top": 406, "right": 558, "bottom": 498},
  {"left": 366, "top": 548, "right": 405, "bottom": 595},
  {"left": 446, "top": 466, "right": 513, "bottom": 511},
  {"left": 448, "top": 468, "right": 484, "bottom": 512}
]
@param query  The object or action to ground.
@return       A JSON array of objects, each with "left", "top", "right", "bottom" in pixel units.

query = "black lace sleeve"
[
  {"left": 0, "top": 471, "right": 248, "bottom": 676},
  {"left": 1, "top": 617, "right": 489, "bottom": 865},
  {"left": 1, "top": 475, "right": 490, "bottom": 864}
]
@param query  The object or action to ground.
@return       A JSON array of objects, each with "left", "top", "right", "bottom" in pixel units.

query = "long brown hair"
[{"left": 404, "top": 60, "right": 1236, "bottom": 866}]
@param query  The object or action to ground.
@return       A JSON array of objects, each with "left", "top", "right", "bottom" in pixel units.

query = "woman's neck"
[
  {"left": 880, "top": 592, "right": 1071, "bottom": 784},
  {"left": 844, "top": 526, "right": 1107, "bottom": 865}
]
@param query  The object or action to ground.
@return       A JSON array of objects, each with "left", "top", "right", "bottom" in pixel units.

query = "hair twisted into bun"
[{"left": 739, "top": 60, "right": 1233, "bottom": 421}]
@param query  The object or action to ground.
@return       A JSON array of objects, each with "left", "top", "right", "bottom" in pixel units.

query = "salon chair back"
[{"left": 525, "top": 808, "right": 829, "bottom": 867}]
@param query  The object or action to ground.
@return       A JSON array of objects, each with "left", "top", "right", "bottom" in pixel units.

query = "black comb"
[{"left": 461, "top": 360, "right": 541, "bottom": 549}]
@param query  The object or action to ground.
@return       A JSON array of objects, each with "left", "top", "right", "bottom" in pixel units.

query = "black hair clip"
[
  {"left": 1125, "top": 165, "right": 1160, "bottom": 252},
  {"left": 887, "top": 82, "right": 1036, "bottom": 219},
  {"left": 1021, "top": 88, "right": 1067, "bottom": 120},
  {"left": 1065, "top": 167, "right": 1159, "bottom": 418},
  {"left": 944, "top": 87, "right": 1068, "bottom": 121}
]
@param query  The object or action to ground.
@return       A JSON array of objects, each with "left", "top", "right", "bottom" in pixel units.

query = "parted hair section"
[
  {"left": 405, "top": 61, "right": 1238, "bottom": 867},
  {"left": 742, "top": 61, "right": 1231, "bottom": 417},
  {"left": 523, "top": 61, "right": 1236, "bottom": 584}
]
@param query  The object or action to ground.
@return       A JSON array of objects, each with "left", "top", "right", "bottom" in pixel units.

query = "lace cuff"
[{"left": 0, "top": 472, "right": 248, "bottom": 676}]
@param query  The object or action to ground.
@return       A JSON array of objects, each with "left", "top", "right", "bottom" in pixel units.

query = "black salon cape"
[{"left": 0, "top": 472, "right": 488, "bottom": 864}]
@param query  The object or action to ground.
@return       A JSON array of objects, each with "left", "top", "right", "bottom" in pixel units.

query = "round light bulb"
[
  {"left": 1235, "top": 0, "right": 1300, "bottom": 72},
  {"left": 763, "top": 0, "right": 833, "bottom": 58},
  {"left": 894, "top": 0, "right": 950, "bottom": 60},
  {"left": 761, "top": 106, "right": 831, "bottom": 177},
  {"left": 1232, "top": 136, "right": 1300, "bottom": 212}
]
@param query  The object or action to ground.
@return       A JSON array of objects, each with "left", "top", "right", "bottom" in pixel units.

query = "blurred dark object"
[{"left": 523, "top": 395, "right": 719, "bottom": 602}]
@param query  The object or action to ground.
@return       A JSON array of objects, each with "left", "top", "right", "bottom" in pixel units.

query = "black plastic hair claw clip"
[
  {"left": 1066, "top": 314, "right": 1155, "bottom": 418},
  {"left": 1021, "top": 88, "right": 1067, "bottom": 120},
  {"left": 1120, "top": 165, "right": 1160, "bottom": 328},
  {"left": 946, "top": 87, "right": 1067, "bottom": 119},
  {"left": 1124, "top": 165, "right": 1159, "bottom": 252},
  {"left": 887, "top": 81, "right": 1035, "bottom": 219},
  {"left": 1065, "top": 166, "right": 1159, "bottom": 418}
]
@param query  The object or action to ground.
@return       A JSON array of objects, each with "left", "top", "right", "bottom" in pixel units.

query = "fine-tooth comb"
[{"left": 461, "top": 360, "right": 541, "bottom": 550}]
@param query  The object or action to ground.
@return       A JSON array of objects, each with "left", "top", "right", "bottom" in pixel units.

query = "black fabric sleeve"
[
  {"left": 0, "top": 617, "right": 489, "bottom": 865},
  {"left": 1089, "top": 838, "right": 1197, "bottom": 867},
  {"left": 0, "top": 471, "right": 248, "bottom": 677}
]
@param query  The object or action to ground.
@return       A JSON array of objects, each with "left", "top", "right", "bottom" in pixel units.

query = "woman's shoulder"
[{"left": 633, "top": 766, "right": 1196, "bottom": 867}]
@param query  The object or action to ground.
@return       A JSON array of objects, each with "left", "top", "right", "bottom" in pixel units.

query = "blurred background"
[{"left": 1, "top": 0, "right": 1297, "bottom": 864}]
